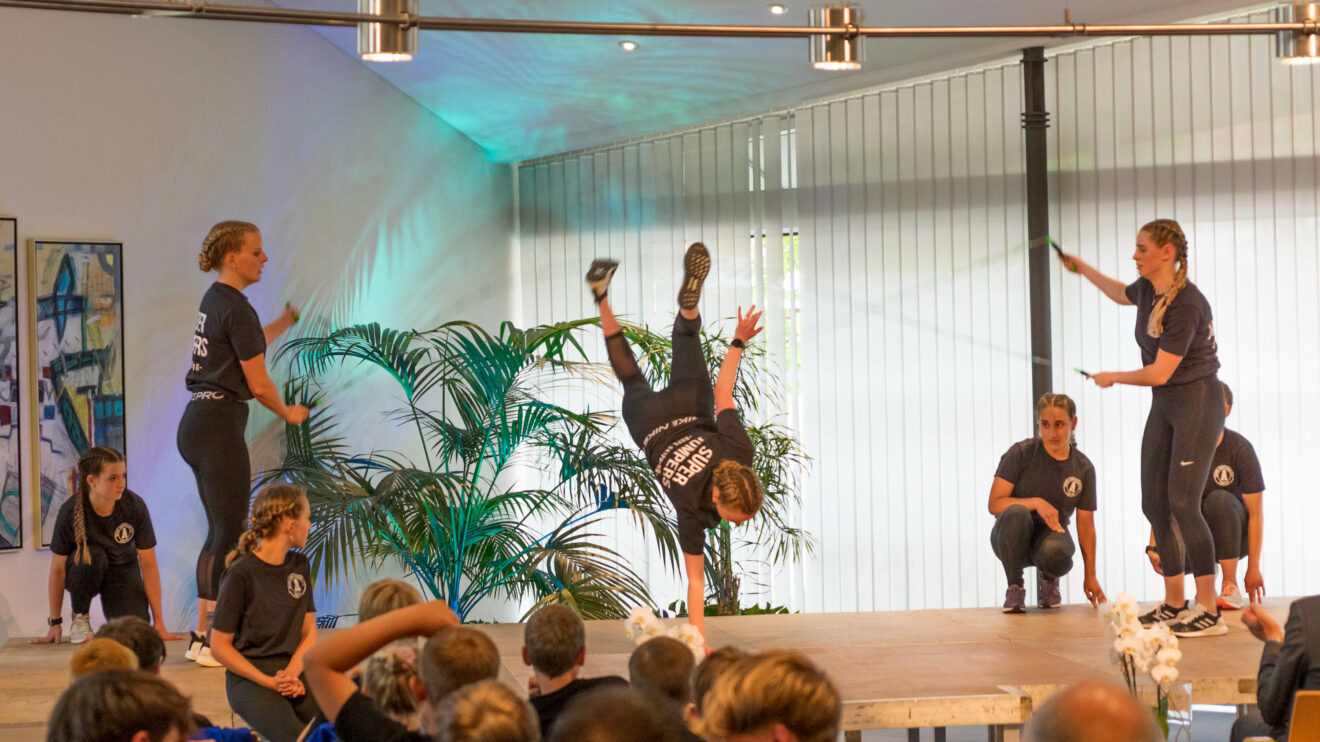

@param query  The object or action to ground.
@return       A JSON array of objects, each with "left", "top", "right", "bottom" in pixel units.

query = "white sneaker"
[
  {"left": 69, "top": 613, "right": 93, "bottom": 645},
  {"left": 195, "top": 645, "right": 223, "bottom": 668},
  {"left": 1217, "top": 583, "right": 1245, "bottom": 611},
  {"left": 185, "top": 631, "right": 205, "bottom": 662}
]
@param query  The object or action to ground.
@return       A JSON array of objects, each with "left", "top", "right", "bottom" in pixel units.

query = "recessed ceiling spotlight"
[
  {"left": 768, "top": 3, "right": 789, "bottom": 14},
  {"left": 619, "top": 40, "right": 639, "bottom": 51}
]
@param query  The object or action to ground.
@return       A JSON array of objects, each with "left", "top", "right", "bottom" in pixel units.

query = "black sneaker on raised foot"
[
  {"left": 1170, "top": 604, "right": 1228, "bottom": 637},
  {"left": 1003, "top": 585, "right": 1026, "bottom": 614},
  {"left": 586, "top": 259, "right": 619, "bottom": 303},
  {"left": 1138, "top": 601, "right": 1189, "bottom": 626},
  {"left": 677, "top": 243, "right": 710, "bottom": 311}
]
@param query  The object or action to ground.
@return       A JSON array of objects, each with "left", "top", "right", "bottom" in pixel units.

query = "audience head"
[
  {"left": 432, "top": 680, "right": 540, "bottom": 742},
  {"left": 689, "top": 647, "right": 748, "bottom": 720},
  {"left": 697, "top": 651, "right": 841, "bottom": 742},
  {"left": 359, "top": 578, "right": 424, "bottom": 623},
  {"left": 70, "top": 638, "right": 139, "bottom": 678},
  {"left": 1024, "top": 680, "right": 1163, "bottom": 742},
  {"left": 198, "top": 220, "right": 259, "bottom": 273},
  {"left": 95, "top": 616, "right": 166, "bottom": 673},
  {"left": 225, "top": 484, "right": 310, "bottom": 567},
  {"left": 365, "top": 643, "right": 422, "bottom": 728},
  {"left": 629, "top": 637, "right": 695, "bottom": 708},
  {"left": 419, "top": 626, "right": 501, "bottom": 708},
  {"left": 522, "top": 604, "right": 585, "bottom": 678},
  {"left": 711, "top": 460, "right": 763, "bottom": 526},
  {"left": 549, "top": 687, "right": 679, "bottom": 742},
  {"left": 48, "top": 669, "right": 194, "bottom": 742}
]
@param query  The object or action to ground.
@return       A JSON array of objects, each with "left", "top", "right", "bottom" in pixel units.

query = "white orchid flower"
[
  {"left": 1150, "top": 664, "right": 1179, "bottom": 686},
  {"left": 1156, "top": 648, "right": 1182, "bottom": 666}
]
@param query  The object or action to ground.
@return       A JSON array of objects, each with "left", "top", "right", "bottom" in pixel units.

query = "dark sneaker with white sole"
[
  {"left": 677, "top": 243, "right": 710, "bottom": 310},
  {"left": 1170, "top": 604, "right": 1228, "bottom": 637},
  {"left": 1038, "top": 576, "right": 1061, "bottom": 609},
  {"left": 1138, "top": 601, "right": 1189, "bottom": 626},
  {"left": 1003, "top": 585, "right": 1026, "bottom": 614},
  {"left": 586, "top": 259, "right": 619, "bottom": 303}
]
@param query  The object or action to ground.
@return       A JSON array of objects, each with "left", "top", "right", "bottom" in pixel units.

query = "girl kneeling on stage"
[
  {"left": 34, "top": 446, "right": 179, "bottom": 646},
  {"left": 587, "top": 243, "right": 764, "bottom": 651},
  {"left": 210, "top": 484, "right": 320, "bottom": 742},
  {"left": 989, "top": 394, "right": 1106, "bottom": 613}
]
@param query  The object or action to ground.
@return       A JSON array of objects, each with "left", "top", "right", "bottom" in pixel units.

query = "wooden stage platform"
[{"left": 0, "top": 598, "right": 1291, "bottom": 741}]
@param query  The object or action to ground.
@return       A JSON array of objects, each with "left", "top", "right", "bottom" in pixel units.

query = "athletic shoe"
[
  {"left": 1038, "top": 576, "right": 1062, "bottom": 609},
  {"left": 69, "top": 613, "right": 93, "bottom": 645},
  {"left": 1217, "top": 583, "right": 1245, "bottom": 611},
  {"left": 1138, "top": 601, "right": 1189, "bottom": 626},
  {"left": 1170, "top": 604, "right": 1228, "bottom": 637},
  {"left": 1003, "top": 585, "right": 1026, "bottom": 614},
  {"left": 676, "top": 243, "right": 710, "bottom": 311},
  {"left": 585, "top": 259, "right": 619, "bottom": 303},
  {"left": 195, "top": 645, "right": 223, "bottom": 668},
  {"left": 185, "top": 631, "right": 205, "bottom": 662}
]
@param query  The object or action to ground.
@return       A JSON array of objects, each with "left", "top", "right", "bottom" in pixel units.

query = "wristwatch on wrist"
[
  {"left": 47, "top": 617, "right": 62, "bottom": 627},
  {"left": 730, "top": 338, "right": 746, "bottom": 349},
  {"left": 1144, "top": 546, "right": 1159, "bottom": 555}
]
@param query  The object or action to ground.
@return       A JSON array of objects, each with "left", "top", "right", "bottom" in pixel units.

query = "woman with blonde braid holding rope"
[{"left": 1058, "top": 219, "right": 1227, "bottom": 637}]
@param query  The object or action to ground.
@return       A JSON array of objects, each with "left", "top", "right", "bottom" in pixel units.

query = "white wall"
[{"left": 0, "top": 7, "right": 516, "bottom": 643}]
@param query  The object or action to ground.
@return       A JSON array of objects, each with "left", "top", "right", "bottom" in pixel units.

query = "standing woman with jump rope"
[{"left": 1058, "top": 219, "right": 1227, "bottom": 637}]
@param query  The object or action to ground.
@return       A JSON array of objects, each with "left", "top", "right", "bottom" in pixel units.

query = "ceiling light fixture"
[
  {"left": 809, "top": 2, "right": 863, "bottom": 71},
  {"left": 768, "top": 3, "right": 788, "bottom": 15},
  {"left": 358, "top": 0, "right": 417, "bottom": 62},
  {"left": 619, "top": 40, "right": 639, "bottom": 51},
  {"left": 1276, "top": 2, "right": 1320, "bottom": 64}
]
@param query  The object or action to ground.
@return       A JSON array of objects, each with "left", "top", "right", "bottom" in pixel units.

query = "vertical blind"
[{"left": 518, "top": 15, "right": 1320, "bottom": 613}]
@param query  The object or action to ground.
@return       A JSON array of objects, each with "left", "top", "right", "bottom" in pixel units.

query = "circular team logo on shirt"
[
  {"left": 1213, "top": 465, "right": 1236, "bottom": 487},
  {"left": 1062, "top": 477, "right": 1083, "bottom": 499},
  {"left": 113, "top": 523, "right": 134, "bottom": 544},
  {"left": 287, "top": 573, "right": 307, "bottom": 599}
]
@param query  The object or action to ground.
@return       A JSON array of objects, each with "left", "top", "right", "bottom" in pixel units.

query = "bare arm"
[
  {"left": 238, "top": 354, "right": 308, "bottom": 424},
  {"left": 32, "top": 555, "right": 67, "bottom": 644},
  {"left": 683, "top": 552, "right": 707, "bottom": 647},
  {"left": 136, "top": 548, "right": 180, "bottom": 639},
  {"left": 283, "top": 612, "right": 319, "bottom": 679},
  {"left": 263, "top": 304, "right": 298, "bottom": 345},
  {"left": 1076, "top": 510, "right": 1106, "bottom": 607},
  {"left": 1243, "top": 491, "right": 1265, "bottom": 600},
  {"left": 1058, "top": 252, "right": 1133, "bottom": 306},
  {"left": 1089, "top": 349, "right": 1183, "bottom": 388},
  {"left": 987, "top": 477, "right": 1063, "bottom": 532},
  {"left": 713, "top": 307, "right": 764, "bottom": 414},
  {"left": 210, "top": 630, "right": 278, "bottom": 690}
]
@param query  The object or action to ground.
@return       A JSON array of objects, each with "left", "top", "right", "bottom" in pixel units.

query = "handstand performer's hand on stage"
[{"left": 590, "top": 243, "right": 765, "bottom": 651}]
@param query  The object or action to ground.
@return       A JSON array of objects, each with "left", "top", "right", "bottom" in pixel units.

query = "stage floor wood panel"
[{"left": 0, "top": 598, "right": 1292, "bottom": 741}]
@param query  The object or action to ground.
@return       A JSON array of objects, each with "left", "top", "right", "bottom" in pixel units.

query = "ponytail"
[
  {"left": 1141, "top": 219, "right": 1190, "bottom": 339},
  {"left": 72, "top": 447, "right": 127, "bottom": 566},
  {"left": 224, "top": 484, "right": 306, "bottom": 567}
]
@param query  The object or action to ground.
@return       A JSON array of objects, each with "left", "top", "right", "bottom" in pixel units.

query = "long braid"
[
  {"left": 1142, "top": 218, "right": 1190, "bottom": 338},
  {"left": 72, "top": 447, "right": 127, "bottom": 566},
  {"left": 224, "top": 484, "right": 307, "bottom": 567}
]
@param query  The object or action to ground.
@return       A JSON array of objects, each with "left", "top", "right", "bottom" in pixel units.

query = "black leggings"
[
  {"left": 608, "top": 313, "right": 715, "bottom": 447},
  {"left": 177, "top": 397, "right": 251, "bottom": 601},
  {"left": 989, "top": 504, "right": 1076, "bottom": 587},
  {"left": 66, "top": 546, "right": 150, "bottom": 619},
  {"left": 1176, "top": 489, "right": 1248, "bottom": 573},
  {"left": 225, "top": 656, "right": 318, "bottom": 742},
  {"left": 1142, "top": 376, "right": 1225, "bottom": 578}
]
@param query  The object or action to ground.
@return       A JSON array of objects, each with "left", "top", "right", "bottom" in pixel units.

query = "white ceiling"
[{"left": 277, "top": 0, "right": 1261, "bottom": 162}]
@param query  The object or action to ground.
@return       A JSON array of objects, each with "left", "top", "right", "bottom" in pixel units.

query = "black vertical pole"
[{"left": 1021, "top": 46, "right": 1051, "bottom": 413}]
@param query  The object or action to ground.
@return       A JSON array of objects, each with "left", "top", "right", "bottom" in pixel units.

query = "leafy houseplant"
[{"left": 265, "top": 316, "right": 810, "bottom": 621}]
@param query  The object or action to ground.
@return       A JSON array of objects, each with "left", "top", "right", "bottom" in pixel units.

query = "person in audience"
[
  {"left": 989, "top": 394, "right": 1106, "bottom": 613},
  {"left": 521, "top": 604, "right": 626, "bottom": 736},
  {"left": 304, "top": 600, "right": 500, "bottom": 742},
  {"left": 97, "top": 615, "right": 167, "bottom": 673},
  {"left": 1058, "top": 220, "right": 1227, "bottom": 638},
  {"left": 628, "top": 637, "right": 701, "bottom": 742},
  {"left": 685, "top": 647, "right": 747, "bottom": 727},
  {"left": 359, "top": 579, "right": 424, "bottom": 623},
  {"left": 548, "top": 687, "right": 681, "bottom": 742},
  {"left": 695, "top": 650, "right": 841, "bottom": 742},
  {"left": 1231, "top": 595, "right": 1320, "bottom": 742},
  {"left": 209, "top": 485, "right": 320, "bottom": 742},
  {"left": 33, "top": 447, "right": 180, "bottom": 647},
  {"left": 363, "top": 643, "right": 424, "bottom": 731},
  {"left": 432, "top": 680, "right": 540, "bottom": 742},
  {"left": 1024, "top": 679, "right": 1162, "bottom": 742},
  {"left": 70, "top": 637, "right": 139, "bottom": 677},
  {"left": 586, "top": 245, "right": 764, "bottom": 649},
  {"left": 178, "top": 219, "right": 309, "bottom": 663},
  {"left": 47, "top": 669, "right": 195, "bottom": 742},
  {"left": 1144, "top": 381, "right": 1265, "bottom": 611}
]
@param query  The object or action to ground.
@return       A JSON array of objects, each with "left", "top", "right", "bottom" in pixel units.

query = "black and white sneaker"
[
  {"left": 677, "top": 243, "right": 710, "bottom": 311},
  {"left": 1170, "top": 604, "right": 1228, "bottom": 637},
  {"left": 1138, "top": 601, "right": 1189, "bottom": 626},
  {"left": 586, "top": 259, "right": 619, "bottom": 303}
]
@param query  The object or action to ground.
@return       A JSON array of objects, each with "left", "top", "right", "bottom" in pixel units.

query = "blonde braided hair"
[
  {"left": 711, "top": 460, "right": 763, "bottom": 517},
  {"left": 1141, "top": 219, "right": 1189, "bottom": 339},
  {"left": 199, "top": 220, "right": 258, "bottom": 272},
  {"left": 224, "top": 484, "right": 307, "bottom": 567},
  {"left": 71, "top": 447, "right": 127, "bottom": 566},
  {"left": 364, "top": 644, "right": 421, "bottom": 724}
]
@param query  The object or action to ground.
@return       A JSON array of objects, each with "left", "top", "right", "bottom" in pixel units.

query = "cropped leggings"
[
  {"left": 607, "top": 313, "right": 715, "bottom": 448},
  {"left": 177, "top": 397, "right": 250, "bottom": 601},
  {"left": 1142, "top": 376, "right": 1225, "bottom": 578},
  {"left": 65, "top": 545, "right": 150, "bottom": 619},
  {"left": 990, "top": 504, "right": 1075, "bottom": 587}
]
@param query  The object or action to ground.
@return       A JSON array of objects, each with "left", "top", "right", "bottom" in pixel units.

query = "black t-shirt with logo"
[
  {"left": 213, "top": 551, "right": 315, "bottom": 659},
  {"left": 641, "top": 409, "right": 755, "bottom": 556},
  {"left": 50, "top": 489, "right": 157, "bottom": 566},
  {"left": 1124, "top": 278, "right": 1220, "bottom": 386},
  {"left": 186, "top": 282, "right": 267, "bottom": 401},
  {"left": 994, "top": 438, "right": 1097, "bottom": 528},
  {"left": 1203, "top": 428, "right": 1265, "bottom": 502}
]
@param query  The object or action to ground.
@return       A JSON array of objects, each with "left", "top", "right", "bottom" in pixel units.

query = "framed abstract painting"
[
  {"left": 30, "top": 240, "right": 125, "bottom": 547},
  {"left": 0, "top": 218, "right": 19, "bottom": 550}
]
